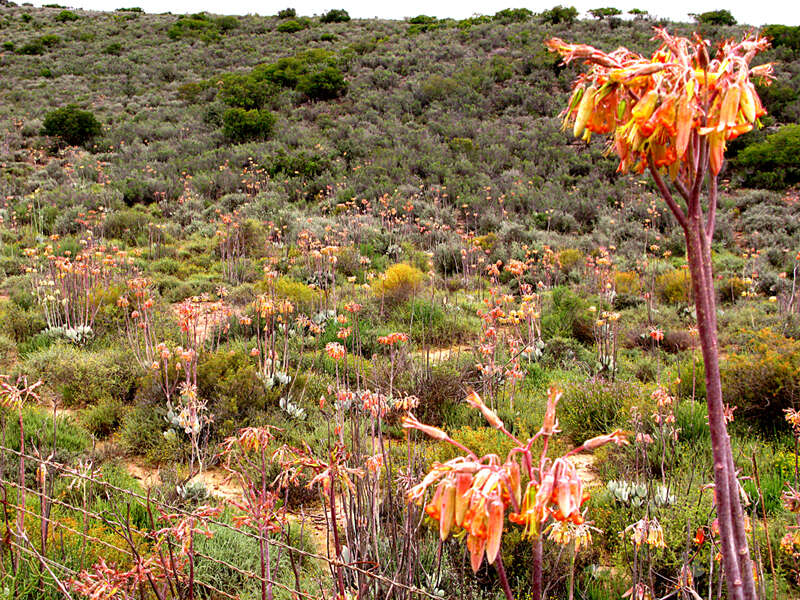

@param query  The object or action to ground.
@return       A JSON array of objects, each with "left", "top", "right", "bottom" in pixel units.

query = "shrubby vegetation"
[
  {"left": 41, "top": 105, "right": 102, "bottom": 146},
  {"left": 0, "top": 5, "right": 798, "bottom": 600}
]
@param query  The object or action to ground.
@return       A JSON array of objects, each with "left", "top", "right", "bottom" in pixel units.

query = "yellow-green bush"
[
  {"left": 474, "top": 232, "right": 497, "bottom": 252},
  {"left": 273, "top": 276, "right": 321, "bottom": 311},
  {"left": 557, "top": 248, "right": 583, "bottom": 273},
  {"left": 614, "top": 270, "right": 642, "bottom": 295},
  {"left": 656, "top": 268, "right": 690, "bottom": 303},
  {"left": 373, "top": 263, "right": 424, "bottom": 305}
]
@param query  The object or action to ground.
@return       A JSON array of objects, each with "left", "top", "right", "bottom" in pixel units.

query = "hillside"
[{"left": 0, "top": 5, "right": 799, "bottom": 600}]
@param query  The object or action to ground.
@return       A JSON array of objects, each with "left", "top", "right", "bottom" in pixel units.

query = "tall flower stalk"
[{"left": 547, "top": 29, "right": 773, "bottom": 600}]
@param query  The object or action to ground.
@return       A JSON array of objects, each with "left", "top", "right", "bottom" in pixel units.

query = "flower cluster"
[
  {"left": 405, "top": 388, "right": 628, "bottom": 576},
  {"left": 325, "top": 342, "right": 346, "bottom": 361},
  {"left": 510, "top": 458, "right": 587, "bottom": 536},
  {"left": 377, "top": 332, "right": 408, "bottom": 345},
  {"left": 547, "top": 29, "right": 772, "bottom": 175},
  {"left": 407, "top": 454, "right": 520, "bottom": 572}
]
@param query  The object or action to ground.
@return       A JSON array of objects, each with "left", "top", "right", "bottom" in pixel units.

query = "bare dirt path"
[
  {"left": 120, "top": 459, "right": 335, "bottom": 557},
  {"left": 412, "top": 344, "right": 472, "bottom": 364},
  {"left": 569, "top": 453, "right": 600, "bottom": 487}
]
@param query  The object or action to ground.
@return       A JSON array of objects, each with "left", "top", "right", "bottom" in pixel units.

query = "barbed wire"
[
  {"left": 0, "top": 444, "right": 444, "bottom": 600},
  {"left": 0, "top": 472, "right": 314, "bottom": 600}
]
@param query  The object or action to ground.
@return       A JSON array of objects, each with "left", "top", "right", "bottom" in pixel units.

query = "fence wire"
[{"left": 0, "top": 443, "right": 445, "bottom": 600}]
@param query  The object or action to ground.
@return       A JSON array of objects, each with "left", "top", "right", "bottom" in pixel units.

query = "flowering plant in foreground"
[
  {"left": 547, "top": 29, "right": 772, "bottom": 600},
  {"left": 404, "top": 387, "right": 627, "bottom": 600}
]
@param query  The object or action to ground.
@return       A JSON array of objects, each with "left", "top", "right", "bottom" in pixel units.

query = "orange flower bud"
[{"left": 486, "top": 499, "right": 504, "bottom": 564}]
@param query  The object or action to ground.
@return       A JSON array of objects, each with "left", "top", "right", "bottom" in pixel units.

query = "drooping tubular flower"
[
  {"left": 509, "top": 457, "right": 587, "bottom": 538},
  {"left": 547, "top": 29, "right": 772, "bottom": 176},
  {"left": 404, "top": 388, "right": 628, "bottom": 575},
  {"left": 404, "top": 452, "right": 520, "bottom": 572}
]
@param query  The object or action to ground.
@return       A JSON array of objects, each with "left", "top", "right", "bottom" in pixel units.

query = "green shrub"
[
  {"left": 42, "top": 105, "right": 102, "bottom": 146},
  {"left": 54, "top": 9, "right": 79, "bottom": 21},
  {"left": 405, "top": 363, "right": 464, "bottom": 426},
  {"left": 539, "top": 5, "right": 578, "bottom": 24},
  {"left": 103, "top": 41, "right": 123, "bottom": 55},
  {"left": 81, "top": 397, "right": 127, "bottom": 438},
  {"left": 194, "top": 519, "right": 317, "bottom": 597},
  {"left": 320, "top": 9, "right": 350, "bottom": 23},
  {"left": 717, "top": 275, "right": 749, "bottom": 303},
  {"left": 559, "top": 379, "right": 648, "bottom": 442},
  {"left": 409, "top": 15, "right": 437, "bottom": 25},
  {"left": 613, "top": 270, "right": 642, "bottom": 295},
  {"left": 23, "top": 343, "right": 138, "bottom": 407},
  {"left": 217, "top": 72, "right": 273, "bottom": 110},
  {"left": 296, "top": 66, "right": 347, "bottom": 100},
  {"left": 673, "top": 355, "right": 707, "bottom": 402},
  {"left": 215, "top": 15, "right": 239, "bottom": 31},
  {"left": 39, "top": 34, "right": 61, "bottom": 47},
  {"left": 542, "top": 286, "right": 585, "bottom": 339},
  {"left": 167, "top": 13, "right": 221, "bottom": 42},
  {"left": 119, "top": 402, "right": 170, "bottom": 459},
  {"left": 17, "top": 40, "right": 45, "bottom": 55},
  {"left": 0, "top": 334, "right": 15, "bottom": 366},
  {"left": 693, "top": 9, "right": 736, "bottom": 25},
  {"left": 277, "top": 7, "right": 296, "bottom": 18},
  {"left": 557, "top": 248, "right": 583, "bottom": 274},
  {"left": 762, "top": 25, "right": 800, "bottom": 52},
  {"left": 589, "top": 7, "right": 622, "bottom": 19},
  {"left": 655, "top": 269, "right": 690, "bottom": 304},
  {"left": 433, "top": 242, "right": 461, "bottom": 276},
  {"left": 0, "top": 302, "right": 46, "bottom": 343},
  {"left": 254, "top": 56, "right": 307, "bottom": 88},
  {"left": 197, "top": 349, "right": 265, "bottom": 439},
  {"left": 541, "top": 336, "right": 594, "bottom": 370},
  {"left": 277, "top": 18, "right": 310, "bottom": 32},
  {"left": 493, "top": 8, "right": 533, "bottom": 22},
  {"left": 221, "top": 108, "right": 276, "bottom": 142},
  {"left": 2, "top": 407, "right": 90, "bottom": 456},
  {"left": 735, "top": 124, "right": 800, "bottom": 189},
  {"left": 103, "top": 207, "right": 150, "bottom": 240},
  {"left": 178, "top": 80, "right": 214, "bottom": 103},
  {"left": 272, "top": 276, "right": 321, "bottom": 311},
  {"left": 674, "top": 399, "right": 709, "bottom": 444},
  {"left": 721, "top": 329, "right": 800, "bottom": 429}
]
